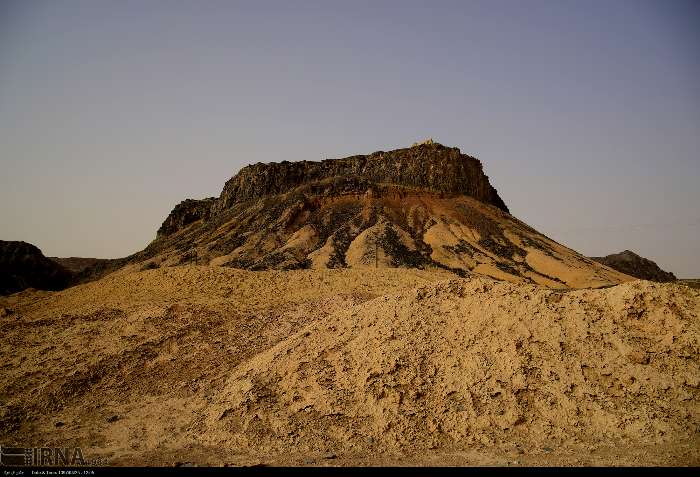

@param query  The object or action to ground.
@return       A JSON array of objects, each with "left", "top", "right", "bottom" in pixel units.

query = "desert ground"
[{"left": 1, "top": 265, "right": 698, "bottom": 466}]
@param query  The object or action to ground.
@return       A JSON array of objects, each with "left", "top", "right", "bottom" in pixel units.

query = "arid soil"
[{"left": 1, "top": 266, "right": 698, "bottom": 466}]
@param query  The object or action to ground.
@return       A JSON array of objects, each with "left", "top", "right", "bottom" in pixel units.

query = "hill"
[
  {"left": 0, "top": 241, "right": 72, "bottom": 295},
  {"left": 101, "top": 142, "right": 631, "bottom": 289},
  {"left": 590, "top": 250, "right": 677, "bottom": 282},
  {"left": 49, "top": 257, "right": 110, "bottom": 275}
]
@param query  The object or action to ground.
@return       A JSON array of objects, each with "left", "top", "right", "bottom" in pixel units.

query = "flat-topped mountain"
[
  {"left": 590, "top": 250, "right": 677, "bottom": 282},
  {"left": 156, "top": 142, "right": 508, "bottom": 239},
  {"left": 113, "top": 141, "right": 630, "bottom": 288}
]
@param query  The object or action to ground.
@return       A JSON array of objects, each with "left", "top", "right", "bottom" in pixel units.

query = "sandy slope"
[{"left": 1, "top": 266, "right": 698, "bottom": 466}]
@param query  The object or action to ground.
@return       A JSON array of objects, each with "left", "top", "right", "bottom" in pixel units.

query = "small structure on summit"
[{"left": 411, "top": 138, "right": 435, "bottom": 147}]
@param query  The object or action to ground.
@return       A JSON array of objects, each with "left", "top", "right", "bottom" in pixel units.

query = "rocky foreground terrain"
[{"left": 0, "top": 267, "right": 698, "bottom": 466}]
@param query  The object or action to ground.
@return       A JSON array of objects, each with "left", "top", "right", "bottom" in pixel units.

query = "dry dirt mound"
[
  {"left": 0, "top": 267, "right": 454, "bottom": 465},
  {"left": 206, "top": 277, "right": 699, "bottom": 456},
  {"left": 1, "top": 267, "right": 698, "bottom": 466}
]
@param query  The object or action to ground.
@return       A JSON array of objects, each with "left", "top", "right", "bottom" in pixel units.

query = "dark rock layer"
[
  {"left": 215, "top": 142, "right": 508, "bottom": 214},
  {"left": 590, "top": 250, "right": 676, "bottom": 282},
  {"left": 49, "top": 257, "right": 110, "bottom": 275},
  {"left": 156, "top": 198, "right": 216, "bottom": 238},
  {"left": 158, "top": 143, "right": 508, "bottom": 238},
  {"left": 0, "top": 241, "right": 73, "bottom": 295}
]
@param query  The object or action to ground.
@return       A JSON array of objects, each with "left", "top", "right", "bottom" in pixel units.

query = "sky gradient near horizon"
[{"left": 1, "top": 0, "right": 699, "bottom": 276}]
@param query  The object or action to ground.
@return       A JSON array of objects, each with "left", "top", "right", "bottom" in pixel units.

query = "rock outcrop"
[
  {"left": 590, "top": 250, "right": 677, "bottom": 282},
  {"left": 0, "top": 241, "right": 72, "bottom": 295},
  {"left": 156, "top": 198, "right": 216, "bottom": 238},
  {"left": 210, "top": 142, "right": 509, "bottom": 218}
]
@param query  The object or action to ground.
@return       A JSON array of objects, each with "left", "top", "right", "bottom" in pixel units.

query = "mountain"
[
  {"left": 125, "top": 141, "right": 630, "bottom": 288},
  {"left": 2, "top": 143, "right": 633, "bottom": 290},
  {"left": 0, "top": 241, "right": 72, "bottom": 295},
  {"left": 0, "top": 245, "right": 113, "bottom": 296},
  {"left": 590, "top": 250, "right": 677, "bottom": 282}
]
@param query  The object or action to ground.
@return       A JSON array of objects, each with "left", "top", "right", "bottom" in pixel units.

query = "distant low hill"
[
  {"left": 0, "top": 241, "right": 115, "bottom": 296},
  {"left": 0, "top": 241, "right": 72, "bottom": 295},
  {"left": 48, "top": 256, "right": 105, "bottom": 274},
  {"left": 590, "top": 250, "right": 676, "bottom": 282}
]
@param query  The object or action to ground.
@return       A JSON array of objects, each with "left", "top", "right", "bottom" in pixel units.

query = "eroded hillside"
[{"left": 106, "top": 143, "right": 632, "bottom": 289}]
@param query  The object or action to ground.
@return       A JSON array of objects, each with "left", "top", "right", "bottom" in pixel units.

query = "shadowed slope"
[
  {"left": 591, "top": 250, "right": 677, "bottom": 282},
  {"left": 0, "top": 241, "right": 72, "bottom": 295}
]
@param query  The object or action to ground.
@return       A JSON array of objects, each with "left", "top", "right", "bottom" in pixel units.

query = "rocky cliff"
[
  {"left": 157, "top": 142, "right": 509, "bottom": 238},
  {"left": 156, "top": 198, "right": 216, "bottom": 238},
  {"left": 590, "top": 250, "right": 677, "bottom": 282},
  {"left": 212, "top": 142, "right": 508, "bottom": 216}
]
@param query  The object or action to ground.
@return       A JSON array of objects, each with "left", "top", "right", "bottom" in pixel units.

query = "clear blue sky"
[{"left": 1, "top": 0, "right": 698, "bottom": 276}]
